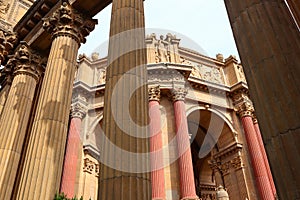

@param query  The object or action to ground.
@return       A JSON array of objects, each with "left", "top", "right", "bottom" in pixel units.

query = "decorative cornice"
[
  {"left": 171, "top": 87, "right": 188, "bottom": 102},
  {"left": 148, "top": 85, "right": 160, "bottom": 102},
  {"left": 70, "top": 102, "right": 88, "bottom": 119},
  {"left": 42, "top": 0, "right": 97, "bottom": 45},
  {"left": 11, "top": 42, "right": 45, "bottom": 82}
]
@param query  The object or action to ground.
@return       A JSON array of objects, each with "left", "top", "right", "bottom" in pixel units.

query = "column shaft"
[
  {"left": 15, "top": 36, "right": 79, "bottom": 200},
  {"left": 173, "top": 100, "right": 198, "bottom": 200},
  {"left": 149, "top": 100, "right": 165, "bottom": 200},
  {"left": 0, "top": 72, "right": 39, "bottom": 199},
  {"left": 60, "top": 117, "right": 82, "bottom": 198},
  {"left": 253, "top": 121, "right": 276, "bottom": 196},
  {"left": 224, "top": 0, "right": 300, "bottom": 198},
  {"left": 99, "top": 0, "right": 151, "bottom": 199},
  {"left": 14, "top": 2, "right": 96, "bottom": 199},
  {"left": 241, "top": 116, "right": 273, "bottom": 200},
  {"left": 0, "top": 84, "right": 11, "bottom": 116}
]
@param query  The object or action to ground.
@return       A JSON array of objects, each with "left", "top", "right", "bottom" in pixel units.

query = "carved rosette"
[
  {"left": 10, "top": 42, "right": 45, "bottom": 82},
  {"left": 83, "top": 157, "right": 100, "bottom": 177},
  {"left": 148, "top": 85, "right": 160, "bottom": 102},
  {"left": 171, "top": 87, "right": 188, "bottom": 102},
  {"left": 70, "top": 102, "right": 87, "bottom": 119},
  {"left": 42, "top": 0, "right": 97, "bottom": 45},
  {"left": 0, "top": 30, "right": 18, "bottom": 65},
  {"left": 232, "top": 90, "right": 254, "bottom": 118}
]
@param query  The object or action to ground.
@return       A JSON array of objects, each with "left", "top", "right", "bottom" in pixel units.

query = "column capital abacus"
[
  {"left": 70, "top": 102, "right": 87, "bottom": 119},
  {"left": 171, "top": 87, "right": 188, "bottom": 102},
  {"left": 11, "top": 42, "right": 45, "bottom": 82},
  {"left": 42, "top": 0, "right": 97, "bottom": 46},
  {"left": 148, "top": 85, "right": 160, "bottom": 102}
]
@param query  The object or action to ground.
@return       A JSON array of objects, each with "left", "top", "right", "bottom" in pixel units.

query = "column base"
[{"left": 181, "top": 196, "right": 200, "bottom": 200}]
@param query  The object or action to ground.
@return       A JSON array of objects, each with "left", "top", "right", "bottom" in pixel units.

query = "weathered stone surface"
[{"left": 224, "top": 0, "right": 300, "bottom": 199}]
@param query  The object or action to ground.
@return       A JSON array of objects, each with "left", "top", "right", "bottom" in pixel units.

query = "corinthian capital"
[
  {"left": 0, "top": 30, "right": 18, "bottom": 65},
  {"left": 71, "top": 102, "right": 88, "bottom": 119},
  {"left": 232, "top": 90, "right": 254, "bottom": 118},
  {"left": 11, "top": 42, "right": 45, "bottom": 82},
  {"left": 42, "top": 0, "right": 97, "bottom": 45},
  {"left": 148, "top": 85, "right": 160, "bottom": 102},
  {"left": 171, "top": 87, "right": 188, "bottom": 102}
]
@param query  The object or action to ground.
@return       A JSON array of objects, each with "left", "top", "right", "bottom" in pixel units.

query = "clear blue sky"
[{"left": 78, "top": 0, "right": 240, "bottom": 60}]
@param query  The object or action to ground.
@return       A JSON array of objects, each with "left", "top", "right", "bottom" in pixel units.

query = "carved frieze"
[
  {"left": 97, "top": 68, "right": 106, "bottom": 84},
  {"left": 148, "top": 85, "right": 160, "bottom": 102},
  {"left": 42, "top": 0, "right": 97, "bottom": 45}
]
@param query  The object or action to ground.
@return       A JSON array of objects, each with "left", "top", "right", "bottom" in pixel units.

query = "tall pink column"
[
  {"left": 252, "top": 116, "right": 277, "bottom": 197},
  {"left": 60, "top": 103, "right": 87, "bottom": 197},
  {"left": 171, "top": 88, "right": 199, "bottom": 200},
  {"left": 148, "top": 86, "right": 166, "bottom": 200},
  {"left": 239, "top": 105, "right": 274, "bottom": 200}
]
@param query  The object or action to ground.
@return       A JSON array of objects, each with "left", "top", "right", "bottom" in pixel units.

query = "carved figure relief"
[
  {"left": 155, "top": 35, "right": 169, "bottom": 63},
  {"left": 0, "top": 0, "right": 9, "bottom": 18},
  {"left": 97, "top": 68, "right": 106, "bottom": 84},
  {"left": 191, "top": 66, "right": 202, "bottom": 79},
  {"left": 200, "top": 65, "right": 223, "bottom": 84}
]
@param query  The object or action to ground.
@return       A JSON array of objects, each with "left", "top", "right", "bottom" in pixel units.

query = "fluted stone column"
[
  {"left": 0, "top": 43, "right": 44, "bottom": 199},
  {"left": 0, "top": 67, "right": 13, "bottom": 116},
  {"left": 252, "top": 116, "right": 276, "bottom": 197},
  {"left": 15, "top": 1, "right": 96, "bottom": 199},
  {"left": 148, "top": 86, "right": 166, "bottom": 200},
  {"left": 98, "top": 0, "right": 151, "bottom": 199},
  {"left": 224, "top": 1, "right": 300, "bottom": 198},
  {"left": 238, "top": 104, "right": 274, "bottom": 200},
  {"left": 60, "top": 103, "right": 87, "bottom": 198},
  {"left": 286, "top": 0, "right": 300, "bottom": 26},
  {"left": 171, "top": 88, "right": 199, "bottom": 200}
]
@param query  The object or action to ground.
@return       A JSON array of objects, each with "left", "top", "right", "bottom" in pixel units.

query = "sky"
[{"left": 78, "top": 0, "right": 240, "bottom": 61}]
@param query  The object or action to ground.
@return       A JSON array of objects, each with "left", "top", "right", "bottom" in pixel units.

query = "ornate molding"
[
  {"left": 148, "top": 85, "right": 160, "bottom": 102},
  {"left": 42, "top": 0, "right": 97, "bottom": 45},
  {"left": 171, "top": 87, "right": 188, "bottom": 102},
  {"left": 252, "top": 113, "right": 258, "bottom": 124},
  {"left": 70, "top": 102, "right": 87, "bottom": 119}
]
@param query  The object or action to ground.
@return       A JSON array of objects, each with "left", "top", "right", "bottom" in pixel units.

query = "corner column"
[
  {"left": 0, "top": 43, "right": 44, "bottom": 199},
  {"left": 60, "top": 103, "right": 87, "bottom": 198},
  {"left": 171, "top": 88, "right": 199, "bottom": 200},
  {"left": 252, "top": 115, "right": 276, "bottom": 197},
  {"left": 148, "top": 86, "right": 166, "bottom": 200},
  {"left": 15, "top": 1, "right": 96, "bottom": 199},
  {"left": 237, "top": 103, "right": 274, "bottom": 200}
]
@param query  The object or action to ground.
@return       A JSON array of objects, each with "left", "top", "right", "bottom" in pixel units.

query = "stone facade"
[{"left": 72, "top": 33, "right": 266, "bottom": 200}]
